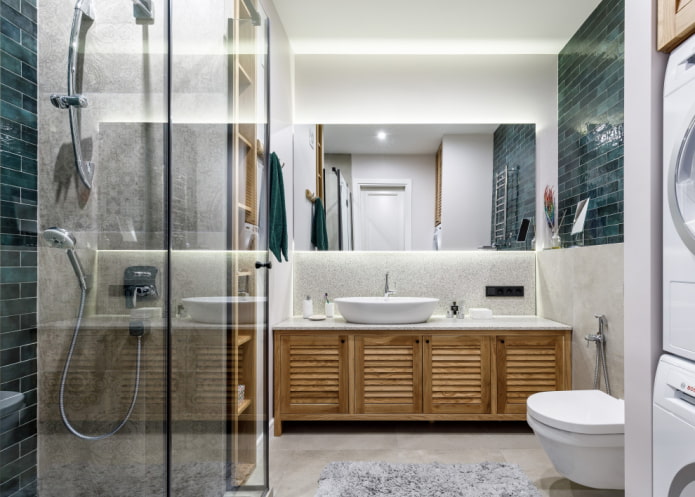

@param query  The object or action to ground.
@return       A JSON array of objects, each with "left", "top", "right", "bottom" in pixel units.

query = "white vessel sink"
[
  {"left": 182, "top": 296, "right": 265, "bottom": 324},
  {"left": 334, "top": 296, "right": 439, "bottom": 324}
]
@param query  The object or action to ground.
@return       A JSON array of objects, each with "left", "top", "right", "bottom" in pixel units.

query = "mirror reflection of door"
[
  {"left": 339, "top": 175, "right": 353, "bottom": 250},
  {"left": 354, "top": 180, "right": 412, "bottom": 250}
]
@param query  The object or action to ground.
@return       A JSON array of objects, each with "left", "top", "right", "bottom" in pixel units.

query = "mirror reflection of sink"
[
  {"left": 182, "top": 296, "right": 266, "bottom": 324},
  {"left": 334, "top": 296, "right": 439, "bottom": 324}
]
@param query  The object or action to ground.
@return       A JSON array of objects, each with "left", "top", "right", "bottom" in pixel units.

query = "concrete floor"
[{"left": 269, "top": 421, "right": 625, "bottom": 497}]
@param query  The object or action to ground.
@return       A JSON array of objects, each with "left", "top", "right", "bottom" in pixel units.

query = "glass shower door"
[
  {"left": 169, "top": 0, "right": 269, "bottom": 495},
  {"left": 31, "top": 0, "right": 270, "bottom": 495},
  {"left": 37, "top": 0, "right": 169, "bottom": 495}
]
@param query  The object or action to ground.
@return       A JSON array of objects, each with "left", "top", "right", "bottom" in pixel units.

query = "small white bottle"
[
  {"left": 324, "top": 294, "right": 335, "bottom": 318},
  {"left": 457, "top": 310, "right": 465, "bottom": 319},
  {"left": 302, "top": 295, "right": 313, "bottom": 318},
  {"left": 457, "top": 300, "right": 465, "bottom": 319}
]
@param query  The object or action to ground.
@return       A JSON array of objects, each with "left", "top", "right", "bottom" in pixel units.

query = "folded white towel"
[{"left": 469, "top": 308, "right": 493, "bottom": 319}]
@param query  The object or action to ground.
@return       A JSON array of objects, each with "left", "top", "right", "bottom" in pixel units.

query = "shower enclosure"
[{"left": 1, "top": 0, "right": 270, "bottom": 496}]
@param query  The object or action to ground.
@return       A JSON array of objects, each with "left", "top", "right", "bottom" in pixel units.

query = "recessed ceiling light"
[{"left": 377, "top": 131, "right": 387, "bottom": 140}]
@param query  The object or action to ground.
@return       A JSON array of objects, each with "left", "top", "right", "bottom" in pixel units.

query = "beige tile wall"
[{"left": 536, "top": 244, "right": 624, "bottom": 398}]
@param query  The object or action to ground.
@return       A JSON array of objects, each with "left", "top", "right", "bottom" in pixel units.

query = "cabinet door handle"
[
  {"left": 255, "top": 261, "right": 272, "bottom": 269},
  {"left": 341, "top": 339, "right": 345, "bottom": 344},
  {"left": 415, "top": 339, "right": 420, "bottom": 344},
  {"left": 500, "top": 339, "right": 505, "bottom": 344},
  {"left": 425, "top": 339, "right": 430, "bottom": 344}
]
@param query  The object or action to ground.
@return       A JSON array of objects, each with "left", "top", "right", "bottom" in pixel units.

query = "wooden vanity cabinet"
[
  {"left": 423, "top": 335, "right": 492, "bottom": 414},
  {"left": 273, "top": 328, "right": 571, "bottom": 435},
  {"left": 355, "top": 335, "right": 422, "bottom": 414},
  {"left": 496, "top": 334, "right": 570, "bottom": 415},
  {"left": 276, "top": 334, "right": 349, "bottom": 415}
]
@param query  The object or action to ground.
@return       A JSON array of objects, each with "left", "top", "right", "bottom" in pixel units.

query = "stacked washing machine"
[{"left": 657, "top": 33, "right": 695, "bottom": 497}]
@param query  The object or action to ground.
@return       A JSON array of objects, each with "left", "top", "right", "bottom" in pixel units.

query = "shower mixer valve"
[{"left": 124, "top": 266, "right": 159, "bottom": 308}]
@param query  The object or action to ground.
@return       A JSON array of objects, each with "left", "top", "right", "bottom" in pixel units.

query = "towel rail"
[{"left": 494, "top": 167, "right": 508, "bottom": 244}]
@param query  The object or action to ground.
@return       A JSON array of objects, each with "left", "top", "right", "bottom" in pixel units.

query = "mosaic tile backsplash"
[
  {"left": 1, "top": 0, "right": 38, "bottom": 495},
  {"left": 293, "top": 251, "right": 536, "bottom": 317},
  {"left": 491, "top": 124, "right": 536, "bottom": 250},
  {"left": 557, "top": 0, "right": 624, "bottom": 246}
]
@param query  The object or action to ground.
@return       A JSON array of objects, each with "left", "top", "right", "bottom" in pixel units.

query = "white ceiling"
[
  {"left": 272, "top": 0, "right": 602, "bottom": 55},
  {"left": 324, "top": 124, "right": 503, "bottom": 155}
]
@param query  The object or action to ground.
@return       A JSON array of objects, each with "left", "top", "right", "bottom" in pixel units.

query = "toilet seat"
[{"left": 527, "top": 390, "right": 624, "bottom": 435}]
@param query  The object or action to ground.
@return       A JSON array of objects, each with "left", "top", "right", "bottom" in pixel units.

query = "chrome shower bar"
[{"left": 49, "top": 0, "right": 95, "bottom": 189}]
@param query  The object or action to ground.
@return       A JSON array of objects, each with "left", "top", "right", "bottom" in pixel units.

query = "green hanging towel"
[
  {"left": 311, "top": 197, "right": 329, "bottom": 251},
  {"left": 268, "top": 152, "right": 288, "bottom": 262}
]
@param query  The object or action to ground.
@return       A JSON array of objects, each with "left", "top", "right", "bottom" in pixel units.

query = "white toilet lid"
[
  {"left": 0, "top": 391, "right": 24, "bottom": 418},
  {"left": 527, "top": 390, "right": 624, "bottom": 435}
]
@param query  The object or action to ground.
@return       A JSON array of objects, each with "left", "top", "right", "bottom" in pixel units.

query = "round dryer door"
[
  {"left": 669, "top": 116, "right": 695, "bottom": 254},
  {"left": 668, "top": 463, "right": 695, "bottom": 496}
]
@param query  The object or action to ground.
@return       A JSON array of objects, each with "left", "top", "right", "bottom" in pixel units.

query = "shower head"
[
  {"left": 43, "top": 227, "right": 87, "bottom": 291},
  {"left": 43, "top": 227, "right": 77, "bottom": 249}
]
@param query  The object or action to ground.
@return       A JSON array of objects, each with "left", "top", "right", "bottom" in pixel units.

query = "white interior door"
[{"left": 355, "top": 180, "right": 412, "bottom": 250}]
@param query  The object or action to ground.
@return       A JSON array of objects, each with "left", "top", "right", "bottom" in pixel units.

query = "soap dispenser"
[
  {"left": 302, "top": 295, "right": 313, "bottom": 318},
  {"left": 448, "top": 301, "right": 459, "bottom": 319}
]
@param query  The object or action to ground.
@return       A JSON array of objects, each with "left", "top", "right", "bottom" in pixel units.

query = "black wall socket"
[{"left": 486, "top": 286, "right": 524, "bottom": 297}]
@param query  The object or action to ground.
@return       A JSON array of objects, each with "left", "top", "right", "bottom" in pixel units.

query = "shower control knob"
[{"left": 255, "top": 261, "right": 272, "bottom": 269}]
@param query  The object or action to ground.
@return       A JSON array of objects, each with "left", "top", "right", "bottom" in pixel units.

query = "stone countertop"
[{"left": 272, "top": 315, "right": 571, "bottom": 331}]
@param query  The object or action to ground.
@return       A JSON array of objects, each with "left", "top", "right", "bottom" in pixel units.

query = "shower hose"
[{"left": 59, "top": 287, "right": 142, "bottom": 440}]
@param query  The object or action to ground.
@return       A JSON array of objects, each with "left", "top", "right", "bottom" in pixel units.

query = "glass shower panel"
[
  {"left": 170, "top": 0, "right": 269, "bottom": 496},
  {"left": 36, "top": 0, "right": 168, "bottom": 496}
]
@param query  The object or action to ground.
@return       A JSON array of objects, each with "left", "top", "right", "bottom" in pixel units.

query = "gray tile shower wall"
[
  {"left": 491, "top": 124, "right": 536, "bottom": 250},
  {"left": 557, "top": 0, "right": 624, "bottom": 246},
  {"left": 1, "top": 0, "right": 38, "bottom": 495},
  {"left": 293, "top": 251, "right": 536, "bottom": 317}
]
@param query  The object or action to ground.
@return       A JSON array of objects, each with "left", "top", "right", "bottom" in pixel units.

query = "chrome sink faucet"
[{"left": 384, "top": 272, "right": 396, "bottom": 298}]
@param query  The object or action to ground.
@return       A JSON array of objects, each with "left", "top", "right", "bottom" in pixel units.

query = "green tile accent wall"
[
  {"left": 557, "top": 0, "right": 624, "bottom": 246},
  {"left": 491, "top": 124, "right": 536, "bottom": 250},
  {"left": 0, "top": 0, "right": 38, "bottom": 495}
]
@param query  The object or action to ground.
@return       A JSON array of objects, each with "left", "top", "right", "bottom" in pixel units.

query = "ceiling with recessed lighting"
[
  {"left": 324, "top": 124, "right": 502, "bottom": 155},
  {"left": 271, "top": 0, "right": 602, "bottom": 54}
]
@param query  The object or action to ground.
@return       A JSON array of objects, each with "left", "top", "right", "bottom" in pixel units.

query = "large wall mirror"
[{"left": 295, "top": 123, "right": 536, "bottom": 251}]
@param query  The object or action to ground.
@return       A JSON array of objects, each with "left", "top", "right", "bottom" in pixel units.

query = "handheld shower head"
[
  {"left": 43, "top": 227, "right": 77, "bottom": 249},
  {"left": 43, "top": 227, "right": 87, "bottom": 291}
]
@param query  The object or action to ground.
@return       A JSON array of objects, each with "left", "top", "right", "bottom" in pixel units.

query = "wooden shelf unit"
[
  {"left": 274, "top": 328, "right": 571, "bottom": 436},
  {"left": 225, "top": 0, "right": 265, "bottom": 486}
]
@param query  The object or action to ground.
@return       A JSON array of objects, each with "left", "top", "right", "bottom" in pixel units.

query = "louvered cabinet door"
[
  {"left": 355, "top": 335, "right": 422, "bottom": 414},
  {"left": 496, "top": 335, "right": 568, "bottom": 414},
  {"left": 278, "top": 335, "right": 349, "bottom": 414},
  {"left": 423, "top": 335, "right": 491, "bottom": 414}
]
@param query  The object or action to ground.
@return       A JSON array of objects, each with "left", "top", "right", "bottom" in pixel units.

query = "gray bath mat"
[{"left": 315, "top": 461, "right": 542, "bottom": 497}]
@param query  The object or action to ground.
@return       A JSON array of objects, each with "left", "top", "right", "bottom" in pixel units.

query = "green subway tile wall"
[
  {"left": 1, "top": 0, "right": 38, "bottom": 495},
  {"left": 491, "top": 124, "right": 536, "bottom": 250},
  {"left": 557, "top": 0, "right": 624, "bottom": 246}
]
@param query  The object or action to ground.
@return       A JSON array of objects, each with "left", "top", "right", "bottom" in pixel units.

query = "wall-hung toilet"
[
  {"left": 0, "top": 391, "right": 25, "bottom": 433},
  {"left": 526, "top": 389, "right": 625, "bottom": 490}
]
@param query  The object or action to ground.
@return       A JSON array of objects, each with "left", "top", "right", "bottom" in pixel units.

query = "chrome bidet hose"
[
  {"left": 591, "top": 337, "right": 611, "bottom": 395},
  {"left": 599, "top": 337, "right": 611, "bottom": 395},
  {"left": 59, "top": 287, "right": 142, "bottom": 441}
]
